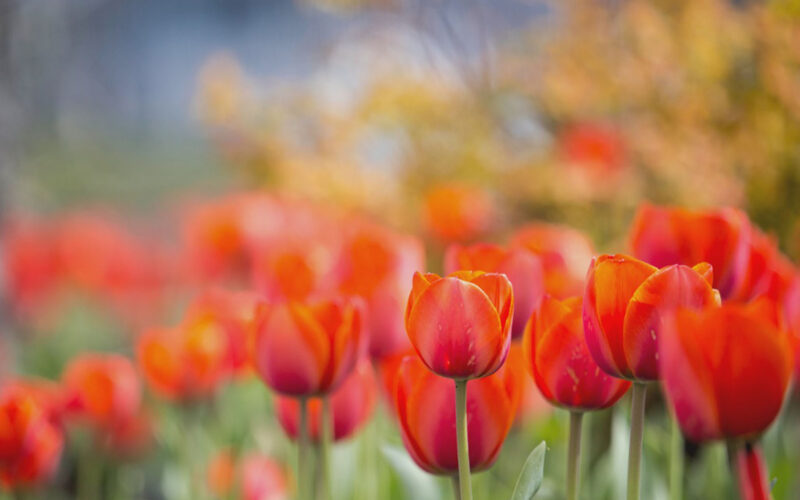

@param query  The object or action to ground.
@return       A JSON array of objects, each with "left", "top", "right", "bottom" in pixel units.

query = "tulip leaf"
[
  {"left": 381, "top": 444, "right": 442, "bottom": 500},
  {"left": 510, "top": 441, "right": 546, "bottom": 500}
]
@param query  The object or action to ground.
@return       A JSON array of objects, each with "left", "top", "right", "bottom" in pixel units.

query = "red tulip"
[
  {"left": 422, "top": 184, "right": 493, "bottom": 243},
  {"left": 62, "top": 354, "right": 141, "bottom": 431},
  {"left": 100, "top": 410, "right": 154, "bottom": 459},
  {"left": 0, "top": 386, "right": 63, "bottom": 489},
  {"left": 785, "top": 275, "right": 800, "bottom": 382},
  {"left": 523, "top": 295, "right": 631, "bottom": 411},
  {"left": 445, "top": 243, "right": 544, "bottom": 339},
  {"left": 405, "top": 271, "right": 514, "bottom": 379},
  {"left": 660, "top": 304, "right": 792, "bottom": 442},
  {"left": 252, "top": 249, "right": 318, "bottom": 302},
  {"left": 559, "top": 122, "right": 627, "bottom": 174},
  {"left": 393, "top": 354, "right": 519, "bottom": 475},
  {"left": 510, "top": 223, "right": 594, "bottom": 298},
  {"left": 583, "top": 254, "right": 718, "bottom": 381},
  {"left": 504, "top": 344, "right": 552, "bottom": 424},
  {"left": 731, "top": 228, "right": 796, "bottom": 304},
  {"left": 252, "top": 297, "right": 365, "bottom": 396},
  {"left": 275, "top": 361, "right": 376, "bottom": 442},
  {"left": 628, "top": 204, "right": 751, "bottom": 299},
  {"left": 208, "top": 451, "right": 289, "bottom": 500}
]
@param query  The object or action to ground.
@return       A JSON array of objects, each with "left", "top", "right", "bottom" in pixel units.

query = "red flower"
[
  {"left": 405, "top": 271, "right": 514, "bottom": 379},
  {"left": 208, "top": 451, "right": 289, "bottom": 500},
  {"left": 0, "top": 386, "right": 63, "bottom": 489},
  {"left": 62, "top": 354, "right": 141, "bottom": 431},
  {"left": 730, "top": 228, "right": 796, "bottom": 304},
  {"left": 559, "top": 122, "right": 627, "bottom": 174},
  {"left": 628, "top": 204, "right": 751, "bottom": 299},
  {"left": 275, "top": 361, "right": 376, "bottom": 442},
  {"left": 393, "top": 354, "right": 519, "bottom": 475},
  {"left": 583, "top": 254, "right": 718, "bottom": 381},
  {"left": 523, "top": 296, "right": 631, "bottom": 411},
  {"left": 445, "top": 243, "right": 544, "bottom": 339},
  {"left": 510, "top": 223, "right": 594, "bottom": 298},
  {"left": 422, "top": 184, "right": 493, "bottom": 243},
  {"left": 504, "top": 344, "right": 552, "bottom": 424},
  {"left": 252, "top": 297, "right": 366, "bottom": 397},
  {"left": 660, "top": 304, "right": 793, "bottom": 442}
]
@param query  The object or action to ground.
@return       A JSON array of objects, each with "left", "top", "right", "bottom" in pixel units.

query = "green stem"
[
  {"left": 451, "top": 475, "right": 462, "bottom": 500},
  {"left": 567, "top": 412, "right": 584, "bottom": 500},
  {"left": 627, "top": 383, "right": 647, "bottom": 500},
  {"left": 78, "top": 444, "right": 103, "bottom": 500},
  {"left": 298, "top": 398, "right": 311, "bottom": 500},
  {"left": 320, "top": 397, "right": 333, "bottom": 500},
  {"left": 454, "top": 379, "right": 473, "bottom": 500},
  {"left": 669, "top": 417, "right": 683, "bottom": 500}
]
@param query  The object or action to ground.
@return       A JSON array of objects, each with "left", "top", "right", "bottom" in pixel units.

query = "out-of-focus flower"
[
  {"left": 422, "top": 184, "right": 493, "bottom": 243},
  {"left": 660, "top": 304, "right": 793, "bottom": 442},
  {"left": 559, "top": 122, "right": 627, "bottom": 175},
  {"left": 0, "top": 379, "right": 65, "bottom": 425},
  {"left": 628, "top": 204, "right": 751, "bottom": 299},
  {"left": 100, "top": 409, "right": 154, "bottom": 459},
  {"left": 252, "top": 297, "right": 365, "bottom": 397},
  {"left": 445, "top": 243, "right": 544, "bottom": 339},
  {"left": 207, "top": 450, "right": 289, "bottom": 500},
  {"left": 333, "top": 222, "right": 424, "bottom": 359},
  {"left": 62, "top": 354, "right": 141, "bottom": 431},
  {"left": 252, "top": 248, "right": 319, "bottom": 302},
  {"left": 510, "top": 223, "right": 594, "bottom": 298},
  {"left": 583, "top": 254, "right": 718, "bottom": 381},
  {"left": 785, "top": 275, "right": 800, "bottom": 382},
  {"left": 275, "top": 360, "right": 376, "bottom": 442},
  {"left": 405, "top": 271, "right": 514, "bottom": 379},
  {"left": 0, "top": 386, "right": 63, "bottom": 489},
  {"left": 182, "top": 198, "right": 248, "bottom": 283},
  {"left": 504, "top": 343, "right": 552, "bottom": 424},
  {"left": 731, "top": 227, "right": 796, "bottom": 304},
  {"left": 523, "top": 295, "right": 631, "bottom": 411},
  {"left": 393, "top": 354, "right": 519, "bottom": 475},
  {"left": 208, "top": 450, "right": 236, "bottom": 497}
]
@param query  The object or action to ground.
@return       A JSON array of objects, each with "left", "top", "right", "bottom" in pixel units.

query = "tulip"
[
  {"left": 628, "top": 204, "right": 751, "bottom": 299},
  {"left": 207, "top": 450, "right": 290, "bottom": 500},
  {"left": 422, "top": 184, "right": 493, "bottom": 243},
  {"left": 785, "top": 275, "right": 800, "bottom": 382},
  {"left": 0, "top": 386, "right": 63, "bottom": 490},
  {"left": 523, "top": 295, "right": 630, "bottom": 500},
  {"left": 510, "top": 223, "right": 594, "bottom": 298},
  {"left": 252, "top": 249, "right": 318, "bottom": 302},
  {"left": 393, "top": 354, "right": 519, "bottom": 475},
  {"left": 559, "top": 122, "right": 627, "bottom": 175},
  {"left": 445, "top": 243, "right": 545, "bottom": 339},
  {"left": 731, "top": 228, "right": 796, "bottom": 304},
  {"left": 62, "top": 354, "right": 142, "bottom": 431},
  {"left": 504, "top": 344, "right": 552, "bottom": 425},
  {"left": 275, "top": 361, "right": 376, "bottom": 443}
]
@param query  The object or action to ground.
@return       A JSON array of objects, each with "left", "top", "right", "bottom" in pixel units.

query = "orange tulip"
[
  {"left": 252, "top": 297, "right": 366, "bottom": 396},
  {"left": 628, "top": 204, "right": 751, "bottom": 299},
  {"left": 393, "top": 354, "right": 519, "bottom": 475},
  {"left": 208, "top": 450, "right": 289, "bottom": 500},
  {"left": 62, "top": 354, "right": 141, "bottom": 431},
  {"left": 275, "top": 361, "right": 376, "bottom": 442},
  {"left": 523, "top": 296, "right": 631, "bottom": 411},
  {"left": 731, "top": 228, "right": 796, "bottom": 304},
  {"left": 0, "top": 386, "right": 63, "bottom": 489},
  {"left": 660, "top": 304, "right": 792, "bottom": 442},
  {"left": 405, "top": 271, "right": 514, "bottom": 379},
  {"left": 504, "top": 344, "right": 552, "bottom": 424},
  {"left": 510, "top": 223, "right": 594, "bottom": 298},
  {"left": 583, "top": 254, "right": 718, "bottom": 381},
  {"left": 559, "top": 122, "right": 627, "bottom": 175},
  {"left": 445, "top": 243, "right": 544, "bottom": 339},
  {"left": 422, "top": 184, "right": 493, "bottom": 243}
]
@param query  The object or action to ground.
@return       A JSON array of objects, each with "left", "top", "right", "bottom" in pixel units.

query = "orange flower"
[
  {"left": 62, "top": 354, "right": 141, "bottom": 431},
  {"left": 275, "top": 361, "right": 376, "bottom": 442},
  {"left": 628, "top": 204, "right": 751, "bottom": 299},
  {"left": 393, "top": 354, "right": 519, "bottom": 475},
  {"left": 503, "top": 343, "right": 552, "bottom": 425},
  {"left": 0, "top": 386, "right": 63, "bottom": 489},
  {"left": 660, "top": 304, "right": 793, "bottom": 442},
  {"left": 207, "top": 451, "right": 289, "bottom": 500},
  {"left": 559, "top": 122, "right": 627, "bottom": 174},
  {"left": 405, "top": 271, "right": 514, "bottom": 379},
  {"left": 445, "top": 243, "right": 544, "bottom": 339},
  {"left": 510, "top": 223, "right": 594, "bottom": 298},
  {"left": 583, "top": 254, "right": 718, "bottom": 381},
  {"left": 731, "top": 228, "right": 796, "bottom": 304},
  {"left": 422, "top": 184, "right": 493, "bottom": 243},
  {"left": 523, "top": 296, "right": 630, "bottom": 411},
  {"left": 252, "top": 297, "right": 366, "bottom": 396}
]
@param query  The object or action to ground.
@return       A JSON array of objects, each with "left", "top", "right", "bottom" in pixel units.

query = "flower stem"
[
  {"left": 627, "top": 382, "right": 647, "bottom": 500},
  {"left": 320, "top": 397, "right": 334, "bottom": 500},
  {"left": 567, "top": 411, "right": 583, "bottom": 500},
  {"left": 454, "top": 379, "right": 473, "bottom": 500},
  {"left": 78, "top": 442, "right": 102, "bottom": 500},
  {"left": 298, "top": 397, "right": 311, "bottom": 500},
  {"left": 451, "top": 475, "right": 462, "bottom": 500},
  {"left": 669, "top": 417, "right": 683, "bottom": 500}
]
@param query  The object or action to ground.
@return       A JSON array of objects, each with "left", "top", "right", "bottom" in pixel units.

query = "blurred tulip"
[
  {"left": 503, "top": 344, "right": 552, "bottom": 425},
  {"left": 510, "top": 223, "right": 594, "bottom": 298},
  {"left": 785, "top": 275, "right": 800, "bottom": 382},
  {"left": 628, "top": 204, "right": 751, "bottom": 299},
  {"left": 253, "top": 249, "right": 318, "bottom": 302},
  {"left": 275, "top": 361, "right": 376, "bottom": 442},
  {"left": 559, "top": 122, "right": 627, "bottom": 174},
  {"left": 252, "top": 297, "right": 365, "bottom": 396},
  {"left": 334, "top": 222, "right": 424, "bottom": 359},
  {"left": 422, "top": 184, "right": 493, "bottom": 243},
  {"left": 583, "top": 254, "right": 718, "bottom": 381},
  {"left": 62, "top": 354, "right": 141, "bottom": 430},
  {"left": 405, "top": 271, "right": 514, "bottom": 379},
  {"left": 660, "top": 304, "right": 792, "bottom": 442},
  {"left": 0, "top": 386, "right": 63, "bottom": 489},
  {"left": 182, "top": 197, "right": 248, "bottom": 283},
  {"left": 523, "top": 295, "right": 631, "bottom": 411},
  {"left": 207, "top": 451, "right": 289, "bottom": 500},
  {"left": 731, "top": 228, "right": 796, "bottom": 304},
  {"left": 208, "top": 450, "right": 236, "bottom": 497},
  {"left": 393, "top": 354, "right": 519, "bottom": 475},
  {"left": 100, "top": 410, "right": 154, "bottom": 459}
]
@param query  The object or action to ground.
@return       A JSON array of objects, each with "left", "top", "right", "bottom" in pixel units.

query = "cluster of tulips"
[{"left": 2, "top": 196, "right": 799, "bottom": 500}]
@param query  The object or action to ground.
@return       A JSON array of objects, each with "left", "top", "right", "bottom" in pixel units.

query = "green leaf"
[
  {"left": 511, "top": 441, "right": 546, "bottom": 500},
  {"left": 381, "top": 444, "right": 442, "bottom": 500}
]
